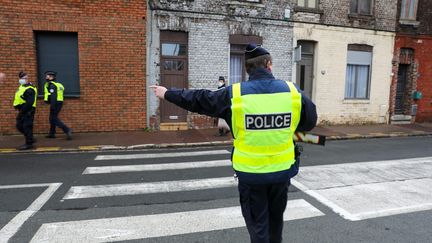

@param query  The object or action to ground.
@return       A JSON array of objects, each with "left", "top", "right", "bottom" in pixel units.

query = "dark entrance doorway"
[
  {"left": 160, "top": 31, "right": 188, "bottom": 123},
  {"left": 395, "top": 64, "right": 409, "bottom": 114},
  {"left": 296, "top": 41, "right": 314, "bottom": 99}
]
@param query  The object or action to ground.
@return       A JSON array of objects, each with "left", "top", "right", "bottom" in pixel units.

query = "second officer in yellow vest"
[
  {"left": 151, "top": 44, "right": 317, "bottom": 243},
  {"left": 44, "top": 71, "right": 72, "bottom": 140},
  {"left": 13, "top": 71, "right": 37, "bottom": 150}
]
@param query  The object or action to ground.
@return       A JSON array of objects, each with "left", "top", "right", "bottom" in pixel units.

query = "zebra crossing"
[
  {"left": 27, "top": 150, "right": 432, "bottom": 242},
  {"left": 29, "top": 149, "right": 325, "bottom": 242},
  {"left": 31, "top": 199, "right": 323, "bottom": 242}
]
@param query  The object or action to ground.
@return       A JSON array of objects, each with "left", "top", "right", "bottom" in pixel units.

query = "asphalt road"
[{"left": 0, "top": 136, "right": 431, "bottom": 242}]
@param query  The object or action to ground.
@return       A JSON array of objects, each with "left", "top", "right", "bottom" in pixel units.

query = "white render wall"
[{"left": 293, "top": 23, "right": 395, "bottom": 124}]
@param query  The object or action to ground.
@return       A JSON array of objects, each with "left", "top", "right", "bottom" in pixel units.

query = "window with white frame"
[
  {"left": 400, "top": 0, "right": 418, "bottom": 20},
  {"left": 297, "top": 0, "right": 317, "bottom": 8},
  {"left": 350, "top": 0, "right": 372, "bottom": 15},
  {"left": 229, "top": 35, "right": 262, "bottom": 85},
  {"left": 345, "top": 44, "right": 373, "bottom": 99},
  {"left": 230, "top": 45, "right": 246, "bottom": 84}
]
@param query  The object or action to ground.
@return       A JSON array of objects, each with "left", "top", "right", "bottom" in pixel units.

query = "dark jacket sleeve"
[
  {"left": 21, "top": 88, "right": 36, "bottom": 114},
  {"left": 294, "top": 85, "right": 318, "bottom": 132},
  {"left": 48, "top": 83, "right": 58, "bottom": 107},
  {"left": 164, "top": 88, "right": 231, "bottom": 119}
]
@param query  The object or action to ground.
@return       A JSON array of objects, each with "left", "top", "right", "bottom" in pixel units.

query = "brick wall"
[
  {"left": 0, "top": 0, "right": 147, "bottom": 135},
  {"left": 293, "top": 0, "right": 397, "bottom": 32},
  {"left": 391, "top": 0, "right": 432, "bottom": 122},
  {"left": 396, "top": 0, "right": 432, "bottom": 35},
  {"left": 150, "top": 0, "right": 291, "bottom": 19},
  {"left": 391, "top": 36, "right": 432, "bottom": 122}
]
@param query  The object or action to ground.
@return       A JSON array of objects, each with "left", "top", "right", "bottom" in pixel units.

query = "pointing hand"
[{"left": 150, "top": 84, "right": 167, "bottom": 100}]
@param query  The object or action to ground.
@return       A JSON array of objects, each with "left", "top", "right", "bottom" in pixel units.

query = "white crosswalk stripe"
[
  {"left": 83, "top": 159, "right": 231, "bottom": 174},
  {"left": 63, "top": 176, "right": 237, "bottom": 200},
  {"left": 0, "top": 183, "right": 62, "bottom": 243},
  {"left": 30, "top": 199, "right": 324, "bottom": 243},
  {"left": 94, "top": 150, "right": 230, "bottom": 161},
  {"left": 292, "top": 156, "right": 432, "bottom": 221}
]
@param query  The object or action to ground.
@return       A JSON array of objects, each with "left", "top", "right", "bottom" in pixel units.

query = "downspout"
[{"left": 145, "top": 1, "right": 153, "bottom": 129}]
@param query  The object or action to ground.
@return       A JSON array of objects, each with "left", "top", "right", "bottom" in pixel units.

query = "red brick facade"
[
  {"left": 391, "top": 0, "right": 432, "bottom": 122},
  {"left": 0, "top": 1, "right": 147, "bottom": 134},
  {"left": 391, "top": 36, "right": 432, "bottom": 122}
]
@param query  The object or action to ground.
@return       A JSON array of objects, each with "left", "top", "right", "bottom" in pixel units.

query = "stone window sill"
[
  {"left": 348, "top": 13, "right": 375, "bottom": 20},
  {"left": 227, "top": 1, "right": 265, "bottom": 8},
  {"left": 343, "top": 99, "right": 370, "bottom": 104},
  {"left": 399, "top": 19, "right": 420, "bottom": 26},
  {"left": 294, "top": 6, "right": 323, "bottom": 15}
]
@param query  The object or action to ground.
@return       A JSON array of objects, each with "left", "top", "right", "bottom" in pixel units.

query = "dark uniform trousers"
[
  {"left": 16, "top": 109, "right": 35, "bottom": 145},
  {"left": 49, "top": 102, "right": 69, "bottom": 135},
  {"left": 238, "top": 180, "right": 290, "bottom": 243}
]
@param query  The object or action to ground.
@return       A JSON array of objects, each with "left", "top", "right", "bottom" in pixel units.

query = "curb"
[
  {"left": 0, "top": 132, "right": 431, "bottom": 154},
  {"left": 0, "top": 140, "right": 234, "bottom": 154}
]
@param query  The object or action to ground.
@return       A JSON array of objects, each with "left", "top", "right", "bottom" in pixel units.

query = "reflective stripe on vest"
[
  {"left": 13, "top": 85, "right": 37, "bottom": 108},
  {"left": 231, "top": 81, "right": 302, "bottom": 173},
  {"left": 44, "top": 81, "right": 64, "bottom": 102}
]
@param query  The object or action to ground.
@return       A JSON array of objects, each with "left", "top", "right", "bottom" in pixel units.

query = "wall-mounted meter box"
[{"left": 413, "top": 91, "right": 423, "bottom": 100}]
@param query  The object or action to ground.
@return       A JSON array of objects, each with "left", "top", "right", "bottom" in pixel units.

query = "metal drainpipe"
[{"left": 145, "top": 2, "right": 153, "bottom": 129}]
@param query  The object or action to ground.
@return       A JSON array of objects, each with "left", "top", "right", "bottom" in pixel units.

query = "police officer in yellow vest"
[
  {"left": 44, "top": 71, "right": 72, "bottom": 140},
  {"left": 151, "top": 44, "right": 317, "bottom": 243},
  {"left": 14, "top": 72, "right": 37, "bottom": 150}
]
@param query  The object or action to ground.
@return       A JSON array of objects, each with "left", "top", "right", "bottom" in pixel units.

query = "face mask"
[{"left": 19, "top": 79, "right": 27, "bottom": 85}]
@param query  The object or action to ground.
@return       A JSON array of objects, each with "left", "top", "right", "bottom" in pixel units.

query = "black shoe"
[
  {"left": 66, "top": 129, "right": 72, "bottom": 140},
  {"left": 46, "top": 134, "right": 56, "bottom": 138},
  {"left": 18, "top": 144, "right": 34, "bottom": 150}
]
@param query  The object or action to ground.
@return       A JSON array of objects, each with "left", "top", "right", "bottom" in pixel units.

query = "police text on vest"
[{"left": 245, "top": 113, "right": 291, "bottom": 130}]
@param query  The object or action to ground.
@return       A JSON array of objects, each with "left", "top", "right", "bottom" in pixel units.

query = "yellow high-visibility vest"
[
  {"left": 13, "top": 85, "right": 37, "bottom": 108},
  {"left": 231, "top": 81, "right": 302, "bottom": 173},
  {"left": 44, "top": 81, "right": 64, "bottom": 102}
]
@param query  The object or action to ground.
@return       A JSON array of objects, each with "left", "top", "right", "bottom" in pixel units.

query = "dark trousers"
[
  {"left": 238, "top": 180, "right": 290, "bottom": 243},
  {"left": 49, "top": 103, "right": 69, "bottom": 135},
  {"left": 16, "top": 110, "right": 35, "bottom": 145}
]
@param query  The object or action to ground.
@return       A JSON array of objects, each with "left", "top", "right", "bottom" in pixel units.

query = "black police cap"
[
  {"left": 18, "top": 71, "right": 27, "bottom": 78},
  {"left": 44, "top": 71, "right": 57, "bottom": 76},
  {"left": 245, "top": 44, "right": 270, "bottom": 60}
]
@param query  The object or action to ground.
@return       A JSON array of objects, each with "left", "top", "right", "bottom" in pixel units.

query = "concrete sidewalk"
[{"left": 0, "top": 123, "right": 431, "bottom": 153}]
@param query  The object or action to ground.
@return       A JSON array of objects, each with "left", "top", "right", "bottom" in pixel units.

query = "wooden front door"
[{"left": 160, "top": 31, "right": 188, "bottom": 123}]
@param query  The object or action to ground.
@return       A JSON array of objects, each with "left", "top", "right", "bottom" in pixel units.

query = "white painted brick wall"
[
  {"left": 149, "top": 14, "right": 294, "bottom": 119},
  {"left": 262, "top": 25, "right": 293, "bottom": 82},
  {"left": 189, "top": 20, "right": 229, "bottom": 90},
  {"left": 294, "top": 23, "right": 395, "bottom": 124}
]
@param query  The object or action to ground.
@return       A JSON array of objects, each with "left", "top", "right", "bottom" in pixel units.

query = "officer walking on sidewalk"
[
  {"left": 13, "top": 72, "right": 37, "bottom": 150},
  {"left": 44, "top": 71, "right": 72, "bottom": 140},
  {"left": 151, "top": 44, "right": 317, "bottom": 243}
]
